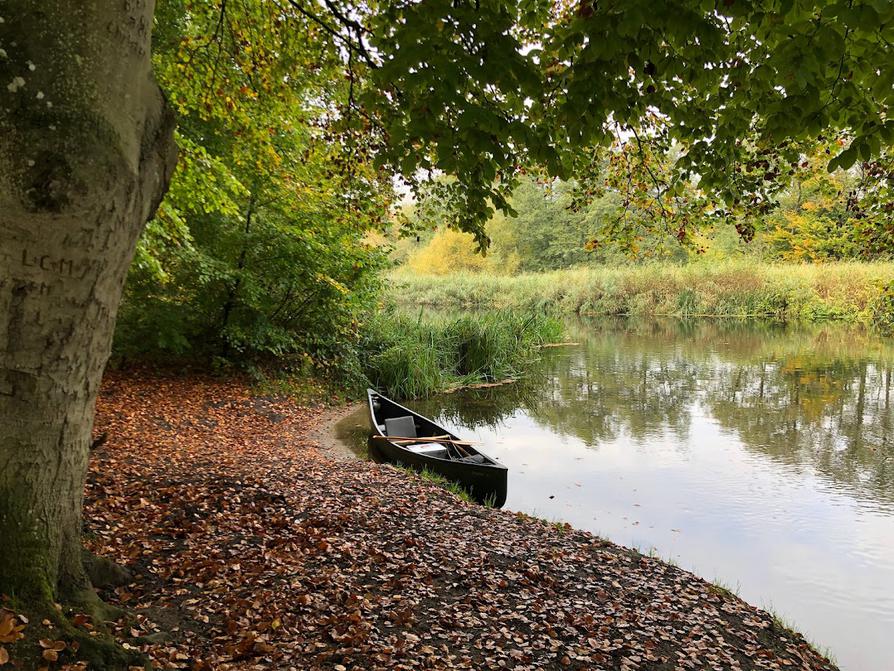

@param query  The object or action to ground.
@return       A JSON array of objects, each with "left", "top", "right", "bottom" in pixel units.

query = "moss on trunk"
[{"left": 0, "top": 1, "right": 176, "bottom": 667}]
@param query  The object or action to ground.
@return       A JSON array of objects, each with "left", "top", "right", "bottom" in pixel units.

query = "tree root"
[
  {"left": 4, "top": 595, "right": 149, "bottom": 671},
  {"left": 4, "top": 551, "right": 151, "bottom": 670},
  {"left": 59, "top": 553, "right": 150, "bottom": 669},
  {"left": 63, "top": 585, "right": 128, "bottom": 629},
  {"left": 50, "top": 622, "right": 148, "bottom": 671},
  {"left": 82, "top": 548, "right": 133, "bottom": 590}
]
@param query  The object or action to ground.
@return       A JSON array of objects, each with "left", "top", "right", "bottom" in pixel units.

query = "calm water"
[{"left": 339, "top": 318, "right": 894, "bottom": 671}]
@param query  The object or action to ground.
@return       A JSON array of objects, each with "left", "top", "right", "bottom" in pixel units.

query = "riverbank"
[
  {"left": 73, "top": 370, "right": 837, "bottom": 670},
  {"left": 391, "top": 261, "right": 894, "bottom": 329}
]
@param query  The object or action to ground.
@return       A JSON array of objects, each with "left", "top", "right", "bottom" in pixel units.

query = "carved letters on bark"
[
  {"left": 106, "top": 0, "right": 150, "bottom": 57},
  {"left": 20, "top": 249, "right": 97, "bottom": 280}
]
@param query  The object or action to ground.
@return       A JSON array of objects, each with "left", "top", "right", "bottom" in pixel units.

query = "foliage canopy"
[{"left": 322, "top": 0, "right": 894, "bottom": 245}]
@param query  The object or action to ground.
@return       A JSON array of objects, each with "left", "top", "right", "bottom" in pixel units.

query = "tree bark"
[
  {"left": 220, "top": 192, "right": 256, "bottom": 355},
  {"left": 0, "top": 0, "right": 176, "bottom": 604}
]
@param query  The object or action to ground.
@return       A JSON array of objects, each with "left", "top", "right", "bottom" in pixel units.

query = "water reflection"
[
  {"left": 403, "top": 318, "right": 894, "bottom": 671},
  {"left": 419, "top": 319, "right": 894, "bottom": 511}
]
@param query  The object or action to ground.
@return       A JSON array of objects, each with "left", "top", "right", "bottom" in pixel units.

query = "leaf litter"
[{"left": 75, "top": 370, "right": 839, "bottom": 671}]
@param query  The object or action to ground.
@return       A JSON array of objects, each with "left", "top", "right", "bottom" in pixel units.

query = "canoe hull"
[{"left": 367, "top": 390, "right": 508, "bottom": 508}]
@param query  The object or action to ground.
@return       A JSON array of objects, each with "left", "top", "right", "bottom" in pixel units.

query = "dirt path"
[
  {"left": 307, "top": 401, "right": 365, "bottom": 461},
  {"left": 83, "top": 370, "right": 838, "bottom": 671}
]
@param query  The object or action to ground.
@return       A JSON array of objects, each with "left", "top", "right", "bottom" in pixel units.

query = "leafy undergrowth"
[{"left": 70, "top": 369, "right": 839, "bottom": 670}]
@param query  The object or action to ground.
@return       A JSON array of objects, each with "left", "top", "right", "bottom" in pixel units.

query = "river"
[{"left": 338, "top": 317, "right": 894, "bottom": 670}]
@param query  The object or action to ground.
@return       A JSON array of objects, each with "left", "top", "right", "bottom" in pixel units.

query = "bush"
[{"left": 115, "top": 207, "right": 388, "bottom": 374}]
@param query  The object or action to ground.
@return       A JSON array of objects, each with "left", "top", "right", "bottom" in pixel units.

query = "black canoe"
[{"left": 366, "top": 389, "right": 508, "bottom": 507}]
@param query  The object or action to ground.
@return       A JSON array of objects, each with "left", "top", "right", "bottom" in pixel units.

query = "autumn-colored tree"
[
  {"left": 761, "top": 140, "right": 894, "bottom": 261},
  {"left": 408, "top": 229, "right": 489, "bottom": 275}
]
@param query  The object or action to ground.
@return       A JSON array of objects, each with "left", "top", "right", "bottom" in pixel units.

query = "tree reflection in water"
[{"left": 416, "top": 317, "right": 894, "bottom": 509}]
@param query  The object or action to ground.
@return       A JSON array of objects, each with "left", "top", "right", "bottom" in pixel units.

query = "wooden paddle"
[
  {"left": 448, "top": 440, "right": 474, "bottom": 458},
  {"left": 373, "top": 434, "right": 452, "bottom": 441},
  {"left": 370, "top": 434, "right": 480, "bottom": 448}
]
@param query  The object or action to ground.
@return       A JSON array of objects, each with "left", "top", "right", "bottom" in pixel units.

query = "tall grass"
[
  {"left": 361, "top": 309, "right": 562, "bottom": 399},
  {"left": 390, "top": 261, "right": 894, "bottom": 329}
]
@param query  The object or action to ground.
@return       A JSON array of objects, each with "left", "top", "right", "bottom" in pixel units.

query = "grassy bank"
[
  {"left": 390, "top": 261, "right": 894, "bottom": 329},
  {"left": 360, "top": 309, "right": 562, "bottom": 398}
]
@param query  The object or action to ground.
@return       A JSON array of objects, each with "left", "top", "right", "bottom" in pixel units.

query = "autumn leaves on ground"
[{"left": 3, "top": 371, "right": 837, "bottom": 671}]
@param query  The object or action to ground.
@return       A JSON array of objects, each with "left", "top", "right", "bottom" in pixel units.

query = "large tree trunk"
[{"left": 0, "top": 0, "right": 176, "bottom": 604}]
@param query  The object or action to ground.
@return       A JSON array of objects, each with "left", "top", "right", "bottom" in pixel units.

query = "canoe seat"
[
  {"left": 384, "top": 415, "right": 416, "bottom": 438},
  {"left": 406, "top": 443, "right": 449, "bottom": 458}
]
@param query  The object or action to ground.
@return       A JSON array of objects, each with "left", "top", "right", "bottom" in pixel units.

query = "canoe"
[{"left": 366, "top": 389, "right": 508, "bottom": 508}]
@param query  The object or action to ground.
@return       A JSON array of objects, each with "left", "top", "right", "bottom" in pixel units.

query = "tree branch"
[{"left": 282, "top": 0, "right": 378, "bottom": 69}]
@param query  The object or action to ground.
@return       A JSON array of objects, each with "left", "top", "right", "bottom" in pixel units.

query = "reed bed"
[
  {"left": 361, "top": 309, "right": 562, "bottom": 399},
  {"left": 390, "top": 261, "right": 894, "bottom": 329}
]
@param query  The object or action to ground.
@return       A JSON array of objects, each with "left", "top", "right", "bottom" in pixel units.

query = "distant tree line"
[{"left": 397, "top": 140, "right": 894, "bottom": 275}]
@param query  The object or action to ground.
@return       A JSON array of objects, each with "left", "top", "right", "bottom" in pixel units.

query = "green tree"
[
  {"left": 117, "top": 0, "right": 393, "bottom": 368},
  {"left": 404, "top": 172, "right": 693, "bottom": 273},
  {"left": 498, "top": 179, "right": 592, "bottom": 271}
]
